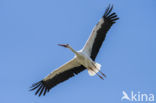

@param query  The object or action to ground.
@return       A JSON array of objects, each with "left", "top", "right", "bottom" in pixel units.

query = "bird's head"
[{"left": 58, "top": 44, "right": 70, "bottom": 48}]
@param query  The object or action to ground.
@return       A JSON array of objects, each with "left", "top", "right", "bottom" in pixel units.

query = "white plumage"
[
  {"left": 30, "top": 5, "right": 119, "bottom": 96},
  {"left": 88, "top": 63, "right": 101, "bottom": 76}
]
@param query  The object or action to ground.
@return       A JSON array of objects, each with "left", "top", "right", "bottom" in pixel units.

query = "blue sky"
[{"left": 0, "top": 0, "right": 156, "bottom": 103}]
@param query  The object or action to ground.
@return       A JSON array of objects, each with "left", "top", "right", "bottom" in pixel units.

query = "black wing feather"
[
  {"left": 30, "top": 65, "right": 85, "bottom": 96},
  {"left": 91, "top": 5, "right": 119, "bottom": 60}
]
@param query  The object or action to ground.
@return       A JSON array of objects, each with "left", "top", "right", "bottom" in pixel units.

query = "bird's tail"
[{"left": 88, "top": 62, "right": 101, "bottom": 76}]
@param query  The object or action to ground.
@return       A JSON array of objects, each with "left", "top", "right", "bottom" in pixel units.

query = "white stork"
[{"left": 30, "top": 5, "right": 119, "bottom": 96}]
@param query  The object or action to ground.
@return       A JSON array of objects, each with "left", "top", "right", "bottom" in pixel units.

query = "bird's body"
[
  {"left": 75, "top": 51, "right": 95, "bottom": 69},
  {"left": 75, "top": 51, "right": 101, "bottom": 76},
  {"left": 30, "top": 5, "right": 119, "bottom": 96}
]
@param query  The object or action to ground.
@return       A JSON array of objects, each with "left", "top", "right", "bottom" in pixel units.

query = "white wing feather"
[
  {"left": 43, "top": 58, "right": 80, "bottom": 81},
  {"left": 82, "top": 18, "right": 104, "bottom": 56}
]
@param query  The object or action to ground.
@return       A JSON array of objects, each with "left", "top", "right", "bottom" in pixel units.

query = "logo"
[{"left": 121, "top": 91, "right": 155, "bottom": 102}]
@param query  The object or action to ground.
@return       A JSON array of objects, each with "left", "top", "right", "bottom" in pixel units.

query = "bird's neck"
[{"left": 68, "top": 46, "right": 79, "bottom": 56}]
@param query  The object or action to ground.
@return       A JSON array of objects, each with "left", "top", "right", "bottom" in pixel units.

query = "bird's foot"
[
  {"left": 96, "top": 73, "right": 104, "bottom": 80},
  {"left": 99, "top": 71, "right": 107, "bottom": 78}
]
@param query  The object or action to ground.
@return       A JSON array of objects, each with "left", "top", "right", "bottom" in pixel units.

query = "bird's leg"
[
  {"left": 91, "top": 62, "right": 106, "bottom": 78},
  {"left": 99, "top": 71, "right": 107, "bottom": 78},
  {"left": 96, "top": 72, "right": 104, "bottom": 80},
  {"left": 89, "top": 67, "right": 104, "bottom": 80}
]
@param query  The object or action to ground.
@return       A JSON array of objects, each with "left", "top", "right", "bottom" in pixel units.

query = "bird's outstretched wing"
[
  {"left": 82, "top": 5, "right": 119, "bottom": 60},
  {"left": 30, "top": 58, "right": 86, "bottom": 96}
]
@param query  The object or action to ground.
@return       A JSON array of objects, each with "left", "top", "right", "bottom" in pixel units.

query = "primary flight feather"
[{"left": 30, "top": 5, "right": 119, "bottom": 96}]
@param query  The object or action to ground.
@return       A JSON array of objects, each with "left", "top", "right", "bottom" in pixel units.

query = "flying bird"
[{"left": 30, "top": 5, "right": 119, "bottom": 96}]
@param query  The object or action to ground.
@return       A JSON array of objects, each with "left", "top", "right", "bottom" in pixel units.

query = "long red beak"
[{"left": 58, "top": 44, "right": 68, "bottom": 48}]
